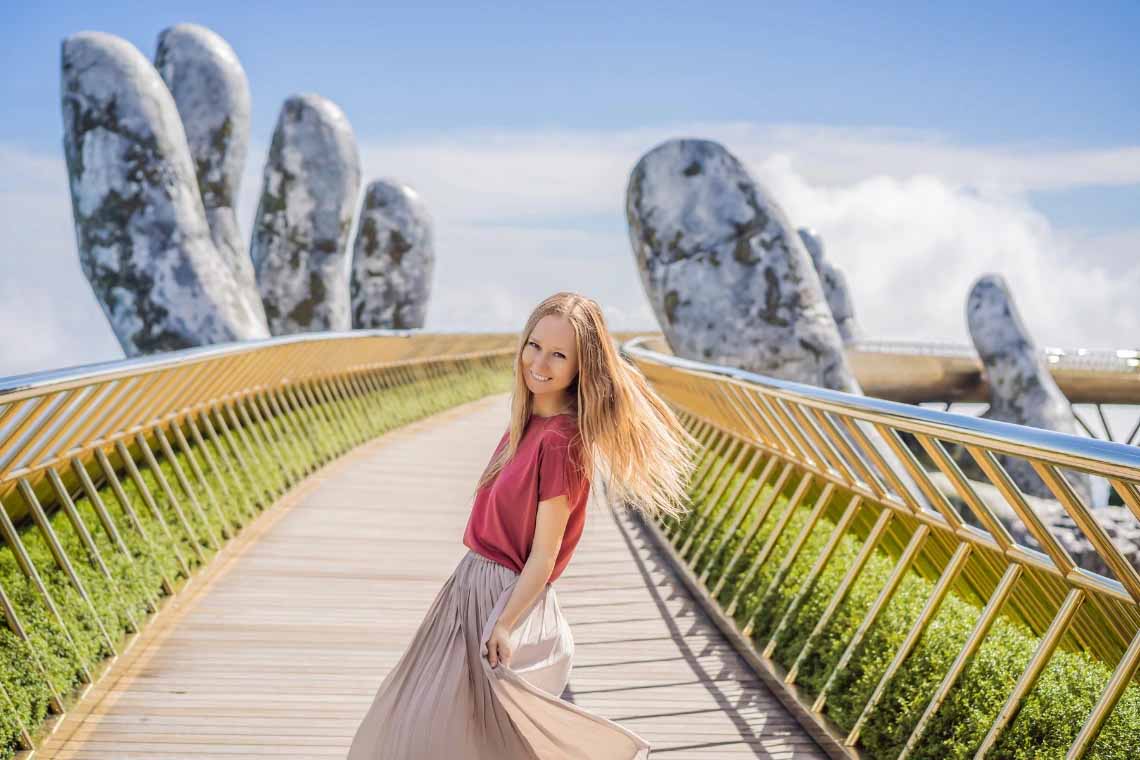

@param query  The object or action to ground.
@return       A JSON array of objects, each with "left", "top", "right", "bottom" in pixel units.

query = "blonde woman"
[{"left": 347, "top": 292, "right": 696, "bottom": 759}]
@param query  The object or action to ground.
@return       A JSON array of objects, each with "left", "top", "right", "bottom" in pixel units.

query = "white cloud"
[{"left": 1, "top": 123, "right": 1138, "bottom": 377}]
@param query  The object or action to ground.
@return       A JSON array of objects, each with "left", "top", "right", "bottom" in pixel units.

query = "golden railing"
[
  {"left": 623, "top": 336, "right": 1140, "bottom": 759},
  {"left": 0, "top": 330, "right": 519, "bottom": 755}
]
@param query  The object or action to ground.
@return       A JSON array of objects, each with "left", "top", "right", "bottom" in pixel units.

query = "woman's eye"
[{"left": 526, "top": 341, "right": 562, "bottom": 358}]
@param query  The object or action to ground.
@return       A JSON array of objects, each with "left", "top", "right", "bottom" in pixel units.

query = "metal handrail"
[
  {"left": 0, "top": 329, "right": 521, "bottom": 754},
  {"left": 623, "top": 335, "right": 1140, "bottom": 759}
]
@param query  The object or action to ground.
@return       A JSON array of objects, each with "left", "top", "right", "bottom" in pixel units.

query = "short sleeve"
[{"left": 537, "top": 428, "right": 578, "bottom": 504}]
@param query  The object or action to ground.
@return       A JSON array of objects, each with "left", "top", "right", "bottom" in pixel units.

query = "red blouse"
[{"left": 462, "top": 413, "right": 589, "bottom": 584}]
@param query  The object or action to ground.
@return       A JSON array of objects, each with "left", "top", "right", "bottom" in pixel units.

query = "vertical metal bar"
[
  {"left": 816, "top": 410, "right": 890, "bottom": 500},
  {"left": 303, "top": 381, "right": 351, "bottom": 451},
  {"left": 871, "top": 423, "right": 960, "bottom": 526},
  {"left": 134, "top": 432, "right": 208, "bottom": 564},
  {"left": 323, "top": 376, "right": 368, "bottom": 442},
  {"left": 46, "top": 466, "right": 141, "bottom": 632},
  {"left": 1034, "top": 461, "right": 1140, "bottom": 603},
  {"left": 1066, "top": 625, "right": 1140, "bottom": 759},
  {"left": 691, "top": 429, "right": 734, "bottom": 501},
  {"left": 813, "top": 525, "right": 930, "bottom": 711},
  {"left": 785, "top": 508, "right": 894, "bottom": 684},
  {"left": 340, "top": 373, "right": 377, "bottom": 437},
  {"left": 235, "top": 395, "right": 291, "bottom": 490},
  {"left": 688, "top": 448, "right": 768, "bottom": 565},
  {"left": 93, "top": 447, "right": 177, "bottom": 595},
  {"left": 17, "top": 478, "right": 118, "bottom": 654},
  {"left": 225, "top": 400, "right": 283, "bottom": 498},
  {"left": 898, "top": 562, "right": 1023, "bottom": 760},
  {"left": 667, "top": 428, "right": 729, "bottom": 539},
  {"left": 966, "top": 446, "right": 1071, "bottom": 576},
  {"left": 0, "top": 396, "right": 55, "bottom": 478},
  {"left": 742, "top": 483, "right": 838, "bottom": 637},
  {"left": 845, "top": 542, "right": 973, "bottom": 746},
  {"left": 687, "top": 420, "right": 719, "bottom": 464},
  {"left": 213, "top": 405, "right": 275, "bottom": 506},
  {"left": 756, "top": 394, "right": 815, "bottom": 466},
  {"left": 737, "top": 388, "right": 794, "bottom": 456},
  {"left": 918, "top": 436, "right": 1016, "bottom": 551},
  {"left": 680, "top": 438, "right": 748, "bottom": 553},
  {"left": 785, "top": 402, "right": 853, "bottom": 485},
  {"left": 696, "top": 457, "right": 782, "bottom": 579},
  {"left": 975, "top": 587, "right": 1085, "bottom": 758},
  {"left": 194, "top": 410, "right": 257, "bottom": 524},
  {"left": 321, "top": 373, "right": 369, "bottom": 442},
  {"left": 710, "top": 464, "right": 799, "bottom": 597},
  {"left": 184, "top": 413, "right": 247, "bottom": 526},
  {"left": 762, "top": 495, "right": 864, "bottom": 658},
  {"left": 245, "top": 393, "right": 303, "bottom": 485},
  {"left": 265, "top": 389, "right": 318, "bottom": 474},
  {"left": 109, "top": 441, "right": 192, "bottom": 581},
  {"left": 282, "top": 383, "right": 333, "bottom": 463},
  {"left": 724, "top": 473, "right": 818, "bottom": 615},
  {"left": 838, "top": 416, "right": 925, "bottom": 513},
  {"left": 169, "top": 420, "right": 233, "bottom": 539},
  {"left": 70, "top": 456, "right": 132, "bottom": 561},
  {"left": 154, "top": 426, "right": 221, "bottom": 549},
  {"left": 0, "top": 493, "right": 91, "bottom": 689}
]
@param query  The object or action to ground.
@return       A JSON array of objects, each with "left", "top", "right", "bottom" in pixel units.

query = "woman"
[{"left": 347, "top": 292, "right": 696, "bottom": 759}]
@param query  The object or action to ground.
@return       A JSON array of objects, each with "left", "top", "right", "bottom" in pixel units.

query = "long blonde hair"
[{"left": 474, "top": 292, "right": 697, "bottom": 519}]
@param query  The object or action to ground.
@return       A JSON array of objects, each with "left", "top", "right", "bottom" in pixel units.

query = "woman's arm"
[{"left": 484, "top": 493, "right": 571, "bottom": 668}]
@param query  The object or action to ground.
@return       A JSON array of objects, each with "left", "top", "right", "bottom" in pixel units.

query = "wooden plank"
[{"left": 38, "top": 394, "right": 825, "bottom": 759}]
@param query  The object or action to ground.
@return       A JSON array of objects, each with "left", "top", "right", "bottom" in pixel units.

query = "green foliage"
[
  {"left": 673, "top": 452, "right": 1140, "bottom": 760},
  {"left": 0, "top": 361, "right": 510, "bottom": 758}
]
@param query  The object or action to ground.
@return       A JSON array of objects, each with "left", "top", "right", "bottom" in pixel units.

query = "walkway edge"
[{"left": 627, "top": 506, "right": 860, "bottom": 760}]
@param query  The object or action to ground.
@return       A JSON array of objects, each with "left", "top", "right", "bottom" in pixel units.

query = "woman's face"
[{"left": 521, "top": 314, "right": 579, "bottom": 400}]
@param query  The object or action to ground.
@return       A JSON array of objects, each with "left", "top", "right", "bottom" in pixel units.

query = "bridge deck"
[{"left": 38, "top": 395, "right": 825, "bottom": 759}]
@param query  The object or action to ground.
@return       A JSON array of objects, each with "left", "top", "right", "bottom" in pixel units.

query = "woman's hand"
[{"left": 485, "top": 622, "right": 512, "bottom": 668}]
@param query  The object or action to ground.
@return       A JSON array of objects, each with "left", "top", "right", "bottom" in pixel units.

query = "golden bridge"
[{"left": 2, "top": 331, "right": 1139, "bottom": 758}]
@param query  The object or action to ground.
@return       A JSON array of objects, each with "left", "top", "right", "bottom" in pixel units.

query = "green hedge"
[
  {"left": 0, "top": 362, "right": 510, "bottom": 758},
  {"left": 665, "top": 447, "right": 1140, "bottom": 759}
]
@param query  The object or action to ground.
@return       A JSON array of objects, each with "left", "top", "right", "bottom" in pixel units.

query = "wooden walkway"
[{"left": 38, "top": 394, "right": 826, "bottom": 759}]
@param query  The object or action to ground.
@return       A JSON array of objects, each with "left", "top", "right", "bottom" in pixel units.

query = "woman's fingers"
[{"left": 484, "top": 637, "right": 511, "bottom": 668}]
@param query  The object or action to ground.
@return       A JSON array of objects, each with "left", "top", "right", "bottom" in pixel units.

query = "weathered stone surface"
[
  {"left": 626, "top": 138, "right": 859, "bottom": 393},
  {"left": 250, "top": 93, "right": 361, "bottom": 334},
  {"left": 350, "top": 180, "right": 434, "bottom": 329},
  {"left": 965, "top": 274, "right": 1093, "bottom": 503},
  {"left": 797, "top": 228, "right": 860, "bottom": 344},
  {"left": 61, "top": 31, "right": 269, "bottom": 356},
  {"left": 154, "top": 23, "right": 266, "bottom": 326}
]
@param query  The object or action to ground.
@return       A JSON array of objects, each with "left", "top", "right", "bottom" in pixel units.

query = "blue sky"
[
  {"left": 0, "top": 2, "right": 1138, "bottom": 376},
  {"left": 6, "top": 2, "right": 1138, "bottom": 148}
]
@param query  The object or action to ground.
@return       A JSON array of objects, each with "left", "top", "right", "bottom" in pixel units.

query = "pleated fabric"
[{"left": 347, "top": 550, "right": 651, "bottom": 759}]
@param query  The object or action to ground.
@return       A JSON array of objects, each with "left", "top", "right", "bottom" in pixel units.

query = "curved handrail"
[{"left": 622, "top": 335, "right": 1140, "bottom": 758}]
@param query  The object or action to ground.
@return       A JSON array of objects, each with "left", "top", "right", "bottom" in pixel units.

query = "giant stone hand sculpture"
[
  {"left": 626, "top": 138, "right": 859, "bottom": 394},
  {"left": 61, "top": 31, "right": 269, "bottom": 356},
  {"left": 63, "top": 24, "right": 434, "bottom": 355},
  {"left": 797, "top": 228, "right": 861, "bottom": 344},
  {"left": 350, "top": 180, "right": 434, "bottom": 329},
  {"left": 966, "top": 274, "right": 1093, "bottom": 503},
  {"left": 250, "top": 94, "right": 362, "bottom": 334},
  {"left": 154, "top": 23, "right": 266, "bottom": 326}
]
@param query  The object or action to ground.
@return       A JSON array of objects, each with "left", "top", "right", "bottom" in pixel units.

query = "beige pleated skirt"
[{"left": 347, "top": 549, "right": 651, "bottom": 759}]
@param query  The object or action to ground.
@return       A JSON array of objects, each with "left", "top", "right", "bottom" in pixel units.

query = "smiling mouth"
[{"left": 529, "top": 370, "right": 551, "bottom": 382}]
